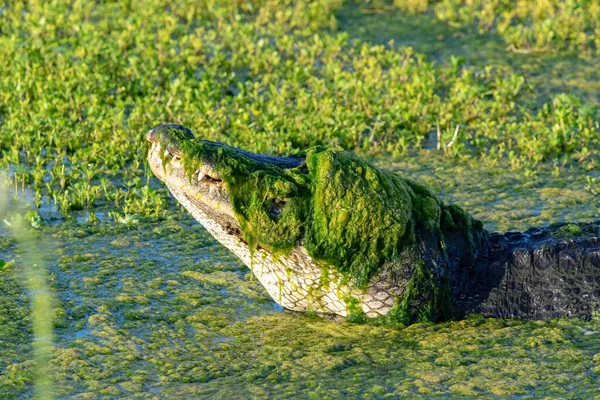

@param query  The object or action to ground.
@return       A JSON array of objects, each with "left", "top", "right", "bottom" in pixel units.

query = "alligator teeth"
[
  {"left": 193, "top": 170, "right": 206, "bottom": 184},
  {"left": 162, "top": 149, "right": 182, "bottom": 165}
]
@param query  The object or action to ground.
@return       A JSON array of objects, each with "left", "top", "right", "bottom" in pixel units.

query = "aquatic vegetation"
[
  {"left": 0, "top": 160, "right": 597, "bottom": 397},
  {"left": 384, "top": 0, "right": 600, "bottom": 52},
  {"left": 1, "top": 218, "right": 599, "bottom": 398},
  {"left": 0, "top": 0, "right": 598, "bottom": 218},
  {"left": 0, "top": 0, "right": 598, "bottom": 397}
]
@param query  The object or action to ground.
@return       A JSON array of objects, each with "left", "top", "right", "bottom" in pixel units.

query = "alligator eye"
[{"left": 268, "top": 198, "right": 285, "bottom": 219}]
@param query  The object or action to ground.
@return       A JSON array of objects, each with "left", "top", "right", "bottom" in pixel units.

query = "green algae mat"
[
  {"left": 1, "top": 0, "right": 600, "bottom": 398},
  {"left": 2, "top": 156, "right": 599, "bottom": 398}
]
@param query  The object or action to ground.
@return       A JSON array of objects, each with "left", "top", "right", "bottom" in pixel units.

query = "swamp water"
[
  {"left": 1, "top": 5, "right": 600, "bottom": 399},
  {"left": 1, "top": 154, "right": 599, "bottom": 399}
]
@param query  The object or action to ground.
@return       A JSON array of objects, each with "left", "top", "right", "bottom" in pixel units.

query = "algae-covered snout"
[
  {"left": 146, "top": 124, "right": 307, "bottom": 227},
  {"left": 146, "top": 124, "right": 194, "bottom": 155},
  {"left": 146, "top": 124, "right": 235, "bottom": 222}
]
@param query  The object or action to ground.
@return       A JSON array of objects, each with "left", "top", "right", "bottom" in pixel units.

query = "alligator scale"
[{"left": 146, "top": 124, "right": 600, "bottom": 323}]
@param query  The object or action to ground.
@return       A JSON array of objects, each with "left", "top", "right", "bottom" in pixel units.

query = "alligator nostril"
[{"left": 146, "top": 129, "right": 157, "bottom": 142}]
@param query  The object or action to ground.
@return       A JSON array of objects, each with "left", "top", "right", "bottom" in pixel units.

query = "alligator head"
[{"left": 146, "top": 124, "right": 600, "bottom": 323}]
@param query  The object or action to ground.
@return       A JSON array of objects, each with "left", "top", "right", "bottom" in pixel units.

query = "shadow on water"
[{"left": 336, "top": 2, "right": 600, "bottom": 107}]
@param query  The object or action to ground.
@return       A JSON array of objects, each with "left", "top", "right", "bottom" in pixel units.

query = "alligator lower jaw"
[{"left": 165, "top": 184, "right": 403, "bottom": 318}]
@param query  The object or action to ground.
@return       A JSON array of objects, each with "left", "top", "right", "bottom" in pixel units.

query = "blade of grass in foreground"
[{"left": 0, "top": 171, "right": 54, "bottom": 399}]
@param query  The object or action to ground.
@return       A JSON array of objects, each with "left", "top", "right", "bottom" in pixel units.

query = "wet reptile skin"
[
  {"left": 146, "top": 125, "right": 600, "bottom": 321},
  {"left": 456, "top": 225, "right": 600, "bottom": 320}
]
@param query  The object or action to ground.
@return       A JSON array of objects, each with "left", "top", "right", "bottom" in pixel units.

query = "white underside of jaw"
[{"left": 164, "top": 184, "right": 403, "bottom": 319}]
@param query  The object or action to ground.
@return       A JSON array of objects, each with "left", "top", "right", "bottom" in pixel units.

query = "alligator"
[{"left": 146, "top": 124, "right": 600, "bottom": 324}]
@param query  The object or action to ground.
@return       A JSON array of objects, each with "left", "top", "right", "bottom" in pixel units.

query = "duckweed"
[
  {"left": 1, "top": 0, "right": 599, "bottom": 398},
  {"left": 1, "top": 218, "right": 600, "bottom": 398},
  {"left": 383, "top": 0, "right": 600, "bottom": 52}
]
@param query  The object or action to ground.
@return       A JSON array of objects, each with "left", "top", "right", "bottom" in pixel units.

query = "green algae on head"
[
  {"left": 150, "top": 125, "right": 485, "bottom": 293},
  {"left": 304, "top": 147, "right": 414, "bottom": 285},
  {"left": 178, "top": 134, "right": 312, "bottom": 254},
  {"left": 302, "top": 147, "right": 484, "bottom": 287}
]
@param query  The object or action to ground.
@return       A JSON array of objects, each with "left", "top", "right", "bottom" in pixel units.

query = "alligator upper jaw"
[{"left": 146, "top": 124, "right": 307, "bottom": 230}]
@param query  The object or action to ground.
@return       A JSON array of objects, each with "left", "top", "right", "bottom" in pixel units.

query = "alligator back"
[{"left": 455, "top": 223, "right": 600, "bottom": 320}]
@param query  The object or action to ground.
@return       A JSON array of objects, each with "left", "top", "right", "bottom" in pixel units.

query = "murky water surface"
[
  {"left": 1, "top": 152, "right": 598, "bottom": 398},
  {"left": 1, "top": 6, "right": 600, "bottom": 399}
]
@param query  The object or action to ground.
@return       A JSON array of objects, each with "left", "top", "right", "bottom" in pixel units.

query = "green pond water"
[
  {"left": 1, "top": 5, "right": 600, "bottom": 399},
  {"left": 1, "top": 153, "right": 599, "bottom": 398}
]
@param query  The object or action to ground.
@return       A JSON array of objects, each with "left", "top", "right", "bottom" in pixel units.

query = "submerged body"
[{"left": 146, "top": 125, "right": 600, "bottom": 323}]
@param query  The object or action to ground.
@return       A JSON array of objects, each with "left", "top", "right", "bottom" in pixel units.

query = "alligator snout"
[{"left": 146, "top": 124, "right": 224, "bottom": 186}]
